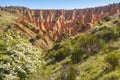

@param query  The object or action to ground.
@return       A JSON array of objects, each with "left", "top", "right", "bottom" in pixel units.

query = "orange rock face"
[{"left": 1, "top": 3, "right": 120, "bottom": 48}]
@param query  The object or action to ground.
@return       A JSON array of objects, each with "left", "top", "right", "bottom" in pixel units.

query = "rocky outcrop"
[{"left": 1, "top": 3, "right": 120, "bottom": 48}]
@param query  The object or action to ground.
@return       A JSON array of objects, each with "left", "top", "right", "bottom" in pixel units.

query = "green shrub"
[
  {"left": 52, "top": 43, "right": 61, "bottom": 50},
  {"left": 90, "top": 26, "right": 109, "bottom": 34},
  {"left": 60, "top": 64, "right": 77, "bottom": 80},
  {"left": 36, "top": 34, "right": 41, "bottom": 40},
  {"left": 54, "top": 51, "right": 66, "bottom": 62},
  {"left": 68, "top": 65, "right": 77, "bottom": 80},
  {"left": 76, "top": 34, "right": 105, "bottom": 56},
  {"left": 101, "top": 30, "right": 118, "bottom": 41},
  {"left": 108, "top": 41, "right": 120, "bottom": 50},
  {"left": 113, "top": 20, "right": 120, "bottom": 27},
  {"left": 103, "top": 16, "right": 111, "bottom": 22},
  {"left": 104, "top": 52, "right": 119, "bottom": 70},
  {"left": 45, "top": 44, "right": 61, "bottom": 61},
  {"left": 97, "top": 21, "right": 103, "bottom": 26},
  {"left": 113, "top": 20, "right": 119, "bottom": 24},
  {"left": 45, "top": 40, "right": 73, "bottom": 63},
  {"left": 103, "top": 75, "right": 118, "bottom": 80},
  {"left": 71, "top": 46, "right": 84, "bottom": 64},
  {"left": 53, "top": 44, "right": 72, "bottom": 62},
  {"left": 29, "top": 38, "right": 35, "bottom": 44},
  {"left": 0, "top": 32, "right": 43, "bottom": 80},
  {"left": 70, "top": 34, "right": 106, "bottom": 63},
  {"left": 103, "top": 72, "right": 119, "bottom": 80},
  {"left": 45, "top": 47, "right": 69, "bottom": 63},
  {"left": 91, "top": 26, "right": 120, "bottom": 42}
]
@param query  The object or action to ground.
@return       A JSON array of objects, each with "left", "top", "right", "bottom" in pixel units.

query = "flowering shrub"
[{"left": 0, "top": 31, "right": 43, "bottom": 80}]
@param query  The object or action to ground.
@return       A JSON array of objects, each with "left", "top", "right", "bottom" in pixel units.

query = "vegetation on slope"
[
  {"left": 0, "top": 29, "right": 44, "bottom": 80},
  {"left": 0, "top": 10, "right": 17, "bottom": 30},
  {"left": 0, "top": 10, "right": 44, "bottom": 80},
  {"left": 43, "top": 13, "right": 120, "bottom": 80},
  {"left": 0, "top": 10, "right": 48, "bottom": 49},
  {"left": 0, "top": 8, "right": 120, "bottom": 80}
]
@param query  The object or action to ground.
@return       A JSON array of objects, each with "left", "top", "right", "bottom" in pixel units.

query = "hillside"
[
  {"left": 0, "top": 3, "right": 120, "bottom": 49},
  {"left": 43, "top": 13, "right": 120, "bottom": 80},
  {"left": 0, "top": 3, "right": 120, "bottom": 80},
  {"left": 16, "top": 3, "right": 120, "bottom": 48}
]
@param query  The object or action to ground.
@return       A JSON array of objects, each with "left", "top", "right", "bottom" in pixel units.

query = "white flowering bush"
[{"left": 0, "top": 30, "right": 43, "bottom": 80}]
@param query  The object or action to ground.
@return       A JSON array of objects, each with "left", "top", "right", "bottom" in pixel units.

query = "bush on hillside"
[
  {"left": 31, "top": 27, "right": 36, "bottom": 31},
  {"left": 0, "top": 31, "right": 43, "bottom": 80},
  {"left": 52, "top": 43, "right": 61, "bottom": 50},
  {"left": 104, "top": 52, "right": 119, "bottom": 70},
  {"left": 36, "top": 34, "right": 42, "bottom": 40},
  {"left": 46, "top": 51, "right": 66, "bottom": 64},
  {"left": 45, "top": 41, "right": 72, "bottom": 63},
  {"left": 97, "top": 21, "right": 103, "bottom": 26},
  {"left": 70, "top": 34, "right": 106, "bottom": 63},
  {"left": 60, "top": 64, "right": 77, "bottom": 80},
  {"left": 71, "top": 46, "right": 84, "bottom": 64},
  {"left": 103, "top": 72, "right": 119, "bottom": 80},
  {"left": 76, "top": 34, "right": 106, "bottom": 56},
  {"left": 29, "top": 38, "right": 35, "bottom": 44},
  {"left": 103, "top": 16, "right": 111, "bottom": 22},
  {"left": 53, "top": 44, "right": 72, "bottom": 62},
  {"left": 90, "top": 26, "right": 120, "bottom": 42},
  {"left": 113, "top": 20, "right": 120, "bottom": 27},
  {"left": 54, "top": 51, "right": 67, "bottom": 62},
  {"left": 113, "top": 20, "right": 119, "bottom": 24}
]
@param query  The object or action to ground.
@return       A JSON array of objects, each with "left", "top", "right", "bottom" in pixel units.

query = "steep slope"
[
  {"left": 0, "top": 3, "right": 120, "bottom": 80},
  {"left": 42, "top": 13, "right": 120, "bottom": 80},
  {"left": 0, "top": 3, "right": 120, "bottom": 49},
  {"left": 0, "top": 10, "right": 44, "bottom": 80},
  {"left": 0, "top": 10, "right": 48, "bottom": 49},
  {"left": 16, "top": 3, "right": 120, "bottom": 44}
]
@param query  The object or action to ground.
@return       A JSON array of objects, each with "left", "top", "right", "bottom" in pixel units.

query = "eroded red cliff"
[{"left": 1, "top": 3, "right": 120, "bottom": 48}]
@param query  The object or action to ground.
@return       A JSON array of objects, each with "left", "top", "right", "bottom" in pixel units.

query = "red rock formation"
[{"left": 1, "top": 3, "right": 120, "bottom": 48}]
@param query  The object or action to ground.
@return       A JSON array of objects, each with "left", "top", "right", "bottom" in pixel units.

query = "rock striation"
[{"left": 1, "top": 3, "right": 120, "bottom": 48}]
